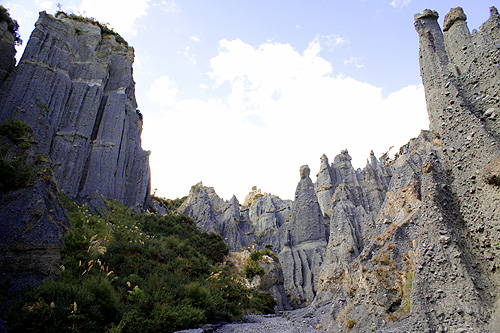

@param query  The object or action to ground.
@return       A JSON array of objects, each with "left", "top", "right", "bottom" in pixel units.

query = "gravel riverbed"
[{"left": 176, "top": 314, "right": 321, "bottom": 333}]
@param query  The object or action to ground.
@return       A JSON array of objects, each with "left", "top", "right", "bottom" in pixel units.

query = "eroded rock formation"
[
  {"left": 0, "top": 11, "right": 151, "bottom": 292},
  {"left": 179, "top": 7, "right": 500, "bottom": 331},
  {"left": 0, "top": 11, "right": 151, "bottom": 210}
]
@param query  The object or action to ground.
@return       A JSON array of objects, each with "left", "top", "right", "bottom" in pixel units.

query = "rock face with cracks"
[
  {"left": 0, "top": 11, "right": 151, "bottom": 211},
  {"left": 179, "top": 7, "right": 500, "bottom": 332},
  {"left": 0, "top": 12, "right": 150, "bottom": 292}
]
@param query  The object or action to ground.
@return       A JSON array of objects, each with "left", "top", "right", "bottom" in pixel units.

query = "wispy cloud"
[
  {"left": 390, "top": 0, "right": 412, "bottom": 9},
  {"left": 344, "top": 56, "right": 364, "bottom": 68},
  {"left": 183, "top": 46, "right": 196, "bottom": 65},
  {"left": 160, "top": 0, "right": 180, "bottom": 13},
  {"left": 314, "top": 34, "right": 349, "bottom": 52},
  {"left": 190, "top": 35, "right": 201, "bottom": 42}
]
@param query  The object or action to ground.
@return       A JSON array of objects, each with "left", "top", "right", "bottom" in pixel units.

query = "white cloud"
[
  {"left": 390, "top": 0, "right": 412, "bottom": 9},
  {"left": 35, "top": 0, "right": 54, "bottom": 10},
  {"left": 314, "top": 34, "right": 348, "bottom": 52},
  {"left": 183, "top": 46, "right": 196, "bottom": 65},
  {"left": 190, "top": 35, "right": 201, "bottom": 42},
  {"left": 78, "top": 0, "right": 151, "bottom": 36},
  {"left": 147, "top": 75, "right": 179, "bottom": 107},
  {"left": 160, "top": 0, "right": 180, "bottom": 13},
  {"left": 144, "top": 38, "right": 428, "bottom": 201},
  {"left": 344, "top": 56, "right": 364, "bottom": 68}
]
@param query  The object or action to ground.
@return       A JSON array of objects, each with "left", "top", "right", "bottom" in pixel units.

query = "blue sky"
[{"left": 6, "top": 0, "right": 496, "bottom": 201}]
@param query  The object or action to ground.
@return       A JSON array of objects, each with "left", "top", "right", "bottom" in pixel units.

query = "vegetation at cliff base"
[{"left": 6, "top": 198, "right": 275, "bottom": 332}]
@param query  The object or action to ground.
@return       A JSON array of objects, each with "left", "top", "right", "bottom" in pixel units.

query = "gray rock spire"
[{"left": 278, "top": 165, "right": 327, "bottom": 307}]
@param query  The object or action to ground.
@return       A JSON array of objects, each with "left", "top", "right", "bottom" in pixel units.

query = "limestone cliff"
[
  {"left": 0, "top": 11, "right": 151, "bottom": 293},
  {"left": 0, "top": 11, "right": 151, "bottom": 210}
]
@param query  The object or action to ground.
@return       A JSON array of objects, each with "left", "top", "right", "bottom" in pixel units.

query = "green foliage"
[
  {"left": 345, "top": 318, "right": 356, "bottom": 329},
  {"left": 244, "top": 261, "right": 265, "bottom": 282},
  {"left": 248, "top": 248, "right": 277, "bottom": 262},
  {"left": 0, "top": 118, "right": 28, "bottom": 142},
  {"left": 248, "top": 291, "right": 276, "bottom": 314},
  {"left": 0, "top": 118, "right": 36, "bottom": 191},
  {"left": 0, "top": 156, "right": 35, "bottom": 191},
  {"left": 151, "top": 195, "right": 187, "bottom": 214},
  {"left": 0, "top": 5, "right": 22, "bottom": 45},
  {"left": 402, "top": 271, "right": 413, "bottom": 312},
  {"left": 55, "top": 11, "right": 128, "bottom": 46},
  {"left": 6, "top": 197, "right": 273, "bottom": 332}
]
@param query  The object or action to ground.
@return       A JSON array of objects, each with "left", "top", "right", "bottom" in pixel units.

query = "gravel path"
[
  {"left": 175, "top": 314, "right": 321, "bottom": 333},
  {"left": 214, "top": 314, "right": 321, "bottom": 333}
]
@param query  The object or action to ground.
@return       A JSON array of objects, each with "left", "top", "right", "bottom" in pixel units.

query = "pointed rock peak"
[
  {"left": 369, "top": 150, "right": 379, "bottom": 166},
  {"left": 491, "top": 6, "right": 499, "bottom": 17},
  {"left": 414, "top": 9, "right": 439, "bottom": 21},
  {"left": 443, "top": 7, "right": 467, "bottom": 31},
  {"left": 299, "top": 165, "right": 310, "bottom": 179},
  {"left": 334, "top": 149, "right": 352, "bottom": 165},
  {"left": 230, "top": 195, "right": 239, "bottom": 205},
  {"left": 318, "top": 154, "right": 330, "bottom": 173}
]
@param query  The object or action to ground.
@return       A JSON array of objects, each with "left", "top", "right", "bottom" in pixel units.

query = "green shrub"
[
  {"left": 0, "top": 118, "right": 28, "bottom": 142},
  {"left": 0, "top": 5, "right": 21, "bottom": 45},
  {"left": 244, "top": 261, "right": 265, "bottom": 282},
  {"left": 345, "top": 318, "right": 356, "bottom": 329},
  {"left": 5, "top": 197, "right": 263, "bottom": 332},
  {"left": 0, "top": 157, "right": 35, "bottom": 191},
  {"left": 56, "top": 11, "right": 128, "bottom": 46},
  {"left": 249, "top": 291, "right": 276, "bottom": 314}
]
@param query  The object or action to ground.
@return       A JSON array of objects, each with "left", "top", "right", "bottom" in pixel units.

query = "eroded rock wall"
[
  {"left": 0, "top": 11, "right": 151, "bottom": 211},
  {"left": 304, "top": 7, "right": 500, "bottom": 332}
]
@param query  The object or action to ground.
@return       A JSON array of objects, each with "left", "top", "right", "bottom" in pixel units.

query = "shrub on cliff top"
[
  {"left": 55, "top": 11, "right": 128, "bottom": 46},
  {"left": 0, "top": 6, "right": 22, "bottom": 45}
]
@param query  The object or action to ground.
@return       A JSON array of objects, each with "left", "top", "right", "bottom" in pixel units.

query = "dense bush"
[
  {"left": 0, "top": 118, "right": 28, "bottom": 142},
  {"left": 151, "top": 195, "right": 187, "bottom": 214},
  {"left": 0, "top": 118, "right": 36, "bottom": 191},
  {"left": 0, "top": 5, "right": 21, "bottom": 45},
  {"left": 5, "top": 197, "right": 274, "bottom": 332}
]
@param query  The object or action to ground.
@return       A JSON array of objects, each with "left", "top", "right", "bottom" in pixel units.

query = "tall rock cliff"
[
  {"left": 0, "top": 11, "right": 151, "bottom": 292},
  {"left": 296, "top": 7, "right": 500, "bottom": 332},
  {"left": 410, "top": 6, "right": 500, "bottom": 331},
  {"left": 0, "top": 11, "right": 151, "bottom": 210}
]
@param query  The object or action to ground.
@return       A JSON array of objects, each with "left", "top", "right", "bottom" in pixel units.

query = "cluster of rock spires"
[
  {"left": 177, "top": 6, "right": 500, "bottom": 332},
  {"left": 2, "top": 5, "right": 500, "bottom": 333},
  {"left": 0, "top": 12, "right": 150, "bottom": 289}
]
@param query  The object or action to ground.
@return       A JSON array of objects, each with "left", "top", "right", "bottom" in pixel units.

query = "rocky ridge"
[{"left": 178, "top": 6, "right": 500, "bottom": 332}]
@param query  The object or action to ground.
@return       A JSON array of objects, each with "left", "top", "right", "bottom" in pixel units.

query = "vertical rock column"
[
  {"left": 414, "top": 7, "right": 500, "bottom": 331},
  {"left": 279, "top": 165, "right": 327, "bottom": 308}
]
